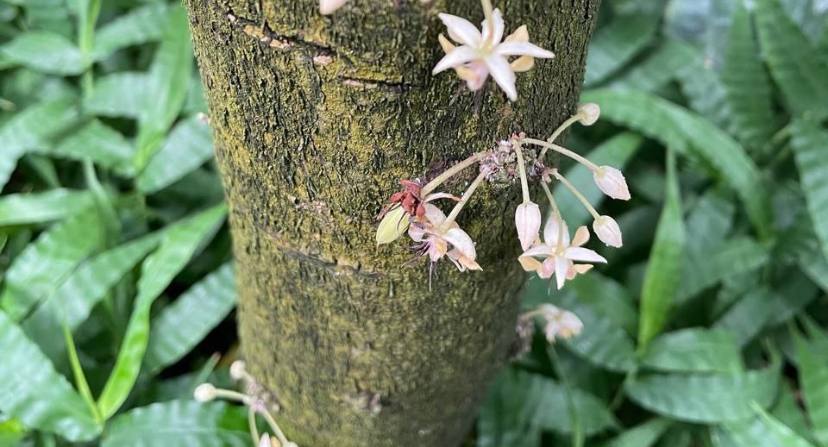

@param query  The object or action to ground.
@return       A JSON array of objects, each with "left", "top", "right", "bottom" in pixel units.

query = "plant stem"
[
  {"left": 248, "top": 406, "right": 260, "bottom": 446},
  {"left": 540, "top": 180, "right": 565, "bottom": 244},
  {"left": 442, "top": 171, "right": 488, "bottom": 230},
  {"left": 539, "top": 115, "right": 580, "bottom": 158},
  {"left": 552, "top": 171, "right": 599, "bottom": 219},
  {"left": 514, "top": 141, "right": 531, "bottom": 203},
  {"left": 260, "top": 408, "right": 290, "bottom": 446},
  {"left": 523, "top": 138, "right": 598, "bottom": 170},
  {"left": 481, "top": 0, "right": 494, "bottom": 41},
  {"left": 421, "top": 152, "right": 486, "bottom": 196}
]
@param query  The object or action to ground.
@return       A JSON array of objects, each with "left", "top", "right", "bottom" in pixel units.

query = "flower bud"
[
  {"left": 193, "top": 383, "right": 217, "bottom": 402},
  {"left": 577, "top": 103, "right": 600, "bottom": 126},
  {"left": 515, "top": 201, "right": 541, "bottom": 250},
  {"left": 593, "top": 166, "right": 630, "bottom": 200},
  {"left": 376, "top": 206, "right": 410, "bottom": 245},
  {"left": 229, "top": 360, "right": 246, "bottom": 381},
  {"left": 259, "top": 435, "right": 272, "bottom": 447},
  {"left": 538, "top": 304, "right": 583, "bottom": 343},
  {"left": 593, "top": 215, "right": 623, "bottom": 248}
]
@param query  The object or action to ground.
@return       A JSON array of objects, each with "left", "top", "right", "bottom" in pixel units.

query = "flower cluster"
[
  {"left": 194, "top": 361, "right": 298, "bottom": 447},
  {"left": 320, "top": 0, "right": 554, "bottom": 101},
  {"left": 376, "top": 103, "right": 630, "bottom": 292}
]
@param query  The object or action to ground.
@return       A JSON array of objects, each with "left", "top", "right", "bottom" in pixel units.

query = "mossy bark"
[{"left": 185, "top": 1, "right": 599, "bottom": 445}]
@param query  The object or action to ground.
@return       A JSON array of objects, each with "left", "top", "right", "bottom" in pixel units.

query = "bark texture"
[{"left": 185, "top": 1, "right": 599, "bottom": 445}]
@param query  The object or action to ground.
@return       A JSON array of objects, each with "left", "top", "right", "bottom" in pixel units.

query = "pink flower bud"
[
  {"left": 593, "top": 166, "right": 630, "bottom": 200},
  {"left": 593, "top": 215, "right": 623, "bottom": 248},
  {"left": 515, "top": 201, "right": 541, "bottom": 250},
  {"left": 577, "top": 103, "right": 600, "bottom": 126}
]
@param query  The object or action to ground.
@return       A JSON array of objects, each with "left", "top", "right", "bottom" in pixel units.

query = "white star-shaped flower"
[{"left": 433, "top": 8, "right": 555, "bottom": 101}]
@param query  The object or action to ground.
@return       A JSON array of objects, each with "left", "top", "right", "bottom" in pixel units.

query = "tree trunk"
[{"left": 185, "top": 1, "right": 599, "bottom": 445}]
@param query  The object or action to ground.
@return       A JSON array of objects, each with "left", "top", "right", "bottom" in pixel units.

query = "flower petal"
[
  {"left": 504, "top": 24, "right": 529, "bottom": 43},
  {"left": 425, "top": 192, "right": 460, "bottom": 202},
  {"left": 485, "top": 54, "right": 517, "bottom": 100},
  {"left": 510, "top": 55, "right": 535, "bottom": 72},
  {"left": 554, "top": 256, "right": 570, "bottom": 289},
  {"left": 481, "top": 8, "right": 505, "bottom": 45},
  {"left": 376, "top": 206, "right": 411, "bottom": 245},
  {"left": 565, "top": 247, "right": 607, "bottom": 264},
  {"left": 320, "top": 0, "right": 348, "bottom": 15},
  {"left": 437, "top": 34, "right": 455, "bottom": 54},
  {"left": 423, "top": 203, "right": 446, "bottom": 226},
  {"left": 543, "top": 215, "right": 570, "bottom": 247},
  {"left": 496, "top": 41, "right": 555, "bottom": 58},
  {"left": 521, "top": 243, "right": 554, "bottom": 258},
  {"left": 571, "top": 226, "right": 590, "bottom": 247},
  {"left": 438, "top": 13, "right": 482, "bottom": 46},
  {"left": 443, "top": 227, "right": 477, "bottom": 260},
  {"left": 540, "top": 257, "right": 556, "bottom": 279},
  {"left": 432, "top": 45, "right": 479, "bottom": 75},
  {"left": 518, "top": 255, "right": 542, "bottom": 273}
]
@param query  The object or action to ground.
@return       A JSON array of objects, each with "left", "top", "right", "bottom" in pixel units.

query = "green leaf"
[
  {"left": 563, "top": 303, "right": 637, "bottom": 373},
  {"left": 685, "top": 191, "right": 735, "bottom": 251},
  {"left": 755, "top": 0, "right": 828, "bottom": 118},
  {"left": 640, "top": 328, "right": 742, "bottom": 373},
  {"left": 97, "top": 205, "right": 226, "bottom": 420},
  {"left": 22, "top": 233, "right": 161, "bottom": 362},
  {"left": 0, "top": 310, "right": 100, "bottom": 441},
  {"left": 477, "top": 369, "right": 542, "bottom": 447},
  {"left": 83, "top": 72, "right": 146, "bottom": 119},
  {"left": 626, "top": 367, "right": 779, "bottom": 423},
  {"left": 0, "top": 32, "right": 85, "bottom": 75},
  {"left": 0, "top": 98, "right": 78, "bottom": 191},
  {"left": 608, "top": 40, "right": 697, "bottom": 92},
  {"left": 0, "top": 189, "right": 93, "bottom": 226},
  {"left": 794, "top": 327, "right": 828, "bottom": 445},
  {"left": 638, "top": 150, "right": 684, "bottom": 348},
  {"left": 673, "top": 43, "right": 731, "bottom": 131},
  {"left": 581, "top": 88, "right": 771, "bottom": 238},
  {"left": 133, "top": 6, "right": 192, "bottom": 171},
  {"left": 49, "top": 120, "right": 134, "bottom": 176},
  {"left": 101, "top": 401, "right": 248, "bottom": 447},
  {"left": 713, "top": 405, "right": 817, "bottom": 447},
  {"left": 92, "top": 3, "right": 169, "bottom": 60},
  {"left": 721, "top": 4, "right": 778, "bottom": 149},
  {"left": 791, "top": 119, "right": 828, "bottom": 263},
  {"left": 584, "top": 13, "right": 659, "bottom": 86},
  {"left": 144, "top": 263, "right": 236, "bottom": 374},
  {"left": 678, "top": 237, "right": 769, "bottom": 303},
  {"left": 556, "top": 132, "right": 642, "bottom": 227},
  {"left": 601, "top": 418, "right": 671, "bottom": 447},
  {"left": 569, "top": 272, "right": 637, "bottom": 335},
  {"left": 76, "top": 0, "right": 100, "bottom": 57},
  {"left": 533, "top": 375, "right": 618, "bottom": 436},
  {"left": 773, "top": 382, "right": 813, "bottom": 441},
  {"left": 137, "top": 116, "right": 214, "bottom": 193},
  {"left": 0, "top": 208, "right": 104, "bottom": 321}
]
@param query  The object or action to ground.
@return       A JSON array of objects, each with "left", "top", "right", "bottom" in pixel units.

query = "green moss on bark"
[{"left": 185, "top": 1, "right": 599, "bottom": 445}]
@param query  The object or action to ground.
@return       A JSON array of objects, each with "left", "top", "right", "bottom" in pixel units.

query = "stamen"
[{"left": 514, "top": 140, "right": 531, "bottom": 203}]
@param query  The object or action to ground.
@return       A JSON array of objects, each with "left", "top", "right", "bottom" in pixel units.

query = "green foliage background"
[{"left": 0, "top": 0, "right": 827, "bottom": 445}]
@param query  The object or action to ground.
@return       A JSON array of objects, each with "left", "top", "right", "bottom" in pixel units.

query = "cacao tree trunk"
[{"left": 185, "top": 1, "right": 599, "bottom": 445}]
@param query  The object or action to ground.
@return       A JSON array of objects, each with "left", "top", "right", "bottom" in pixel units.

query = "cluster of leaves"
[
  {"left": 0, "top": 0, "right": 249, "bottom": 445},
  {"left": 478, "top": 0, "right": 828, "bottom": 445}
]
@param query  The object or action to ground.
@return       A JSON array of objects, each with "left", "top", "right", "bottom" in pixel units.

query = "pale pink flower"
[
  {"left": 409, "top": 204, "right": 481, "bottom": 272},
  {"left": 518, "top": 215, "right": 606, "bottom": 289},
  {"left": 538, "top": 304, "right": 583, "bottom": 342},
  {"left": 320, "top": 0, "right": 348, "bottom": 14},
  {"left": 593, "top": 215, "right": 623, "bottom": 248},
  {"left": 593, "top": 166, "right": 630, "bottom": 201},
  {"left": 432, "top": 8, "right": 554, "bottom": 101},
  {"left": 515, "top": 201, "right": 541, "bottom": 250}
]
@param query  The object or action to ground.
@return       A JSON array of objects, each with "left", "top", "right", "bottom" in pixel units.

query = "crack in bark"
[{"left": 217, "top": 0, "right": 411, "bottom": 91}]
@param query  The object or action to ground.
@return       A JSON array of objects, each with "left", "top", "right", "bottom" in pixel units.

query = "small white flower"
[
  {"left": 593, "top": 166, "right": 630, "bottom": 201},
  {"left": 320, "top": 0, "right": 348, "bottom": 14},
  {"left": 518, "top": 215, "right": 606, "bottom": 289},
  {"left": 259, "top": 435, "right": 273, "bottom": 447},
  {"left": 538, "top": 304, "right": 583, "bottom": 342},
  {"left": 515, "top": 201, "right": 541, "bottom": 250},
  {"left": 592, "top": 215, "right": 622, "bottom": 248},
  {"left": 193, "top": 383, "right": 217, "bottom": 402},
  {"left": 577, "top": 103, "right": 600, "bottom": 126},
  {"left": 409, "top": 204, "right": 481, "bottom": 271},
  {"left": 433, "top": 8, "right": 554, "bottom": 100}
]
